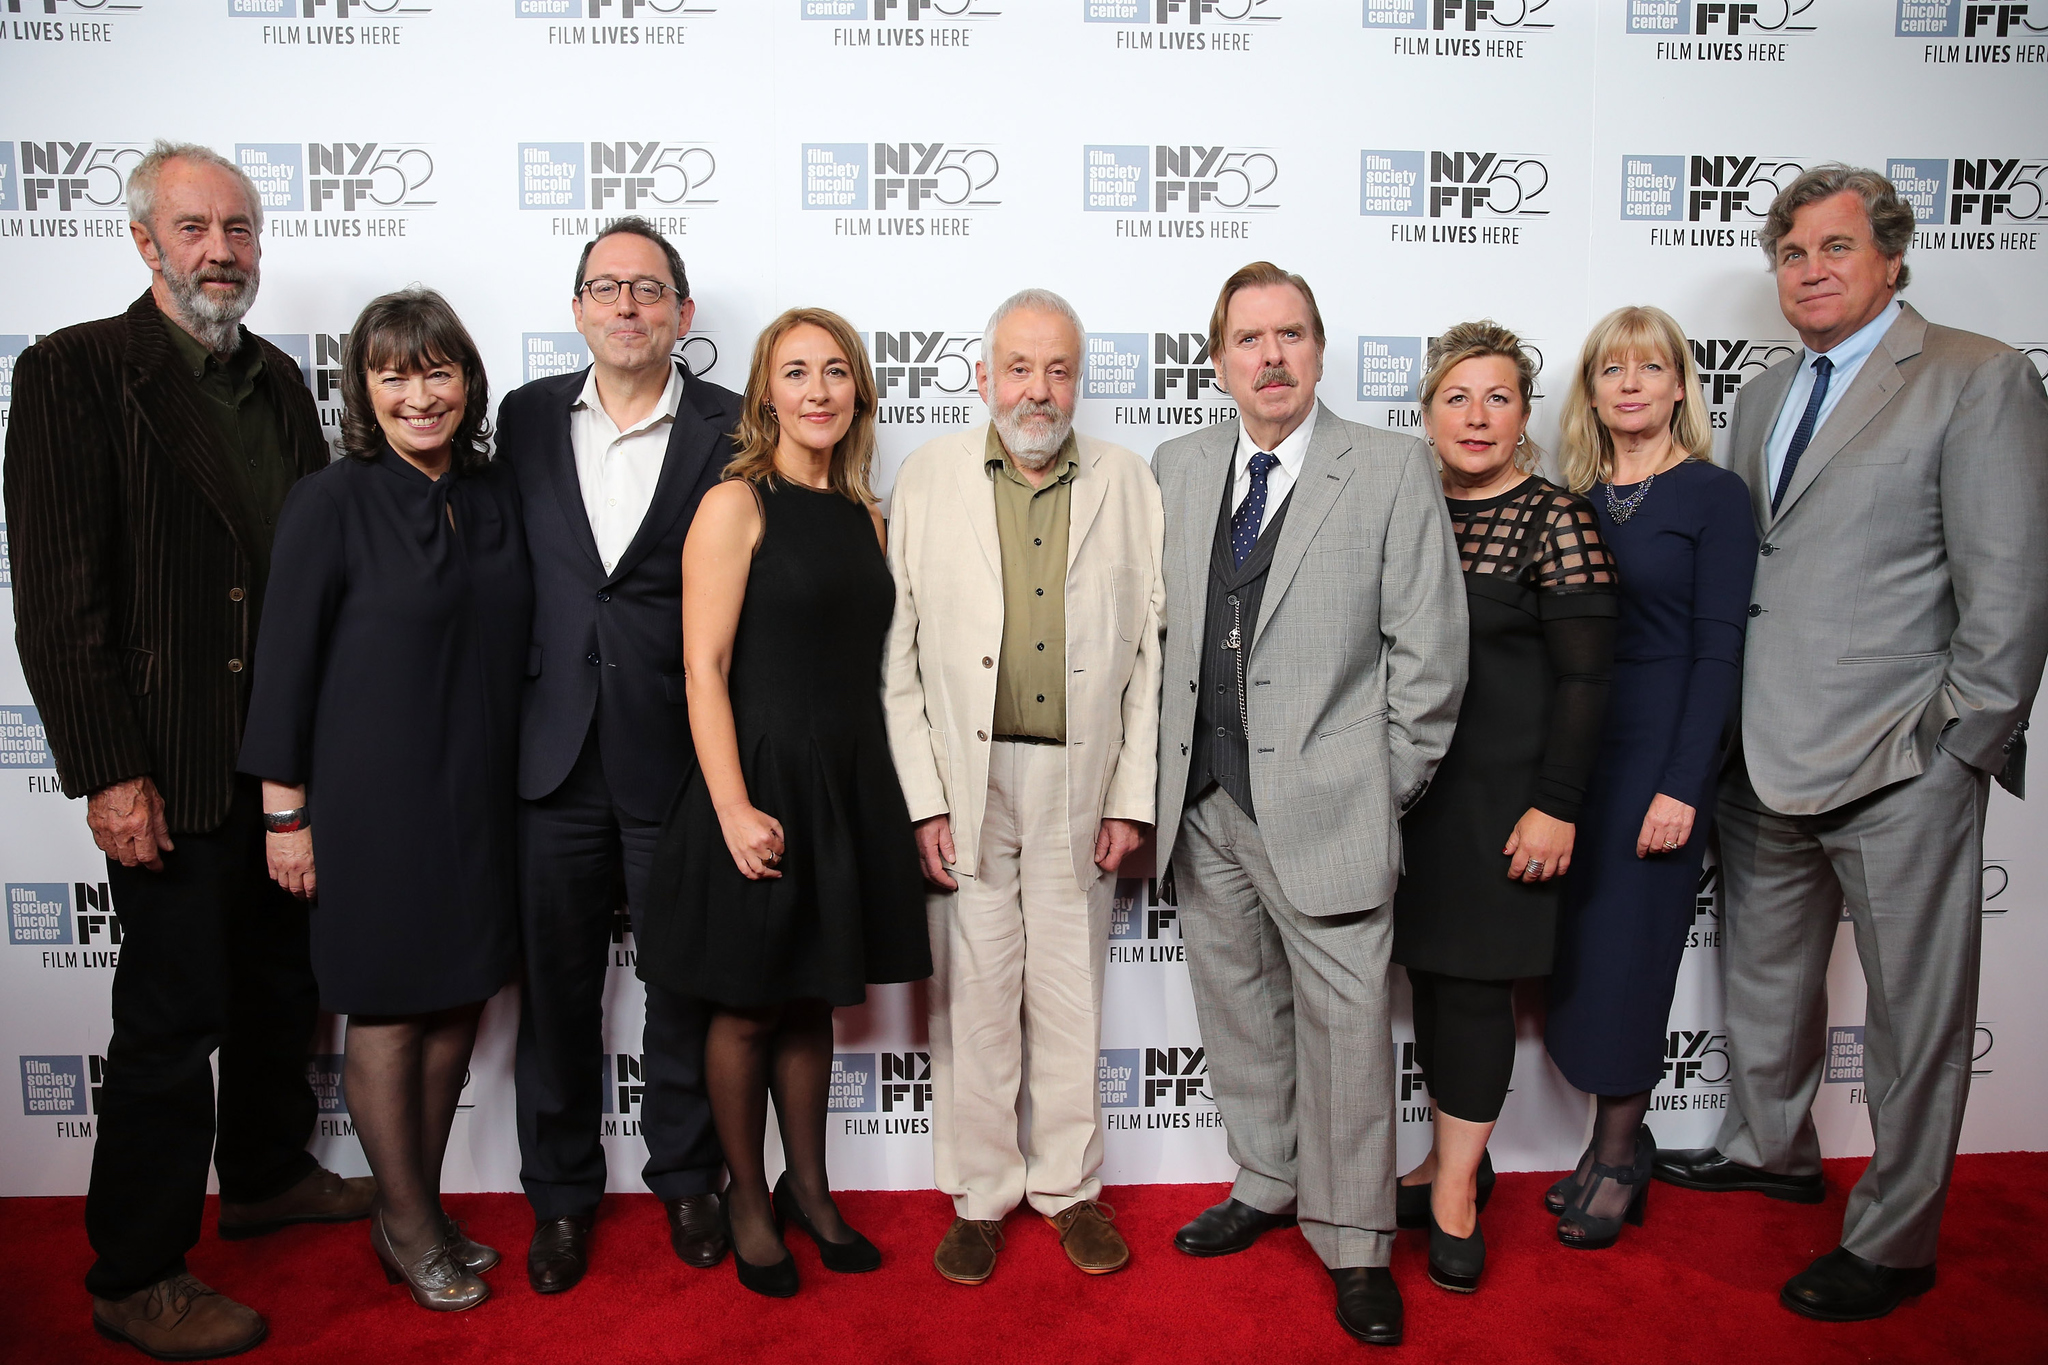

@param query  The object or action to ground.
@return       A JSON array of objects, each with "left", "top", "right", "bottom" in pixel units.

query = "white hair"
[
  {"left": 126, "top": 139, "right": 264, "bottom": 234},
  {"left": 982, "top": 287, "right": 1086, "bottom": 370}
]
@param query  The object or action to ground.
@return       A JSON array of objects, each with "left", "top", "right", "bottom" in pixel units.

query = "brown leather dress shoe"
[
  {"left": 665, "top": 1193, "right": 729, "bottom": 1268},
  {"left": 933, "top": 1217, "right": 1005, "bottom": 1284},
  {"left": 528, "top": 1214, "right": 592, "bottom": 1295},
  {"left": 92, "top": 1273, "right": 267, "bottom": 1360},
  {"left": 1045, "top": 1200, "right": 1130, "bottom": 1275},
  {"left": 217, "top": 1166, "right": 376, "bottom": 1240}
]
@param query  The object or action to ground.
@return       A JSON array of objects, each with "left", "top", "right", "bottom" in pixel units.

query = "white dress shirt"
[
  {"left": 1764, "top": 297, "right": 1902, "bottom": 496},
  {"left": 571, "top": 362, "right": 682, "bottom": 575},
  {"left": 1231, "top": 402, "right": 1317, "bottom": 517}
]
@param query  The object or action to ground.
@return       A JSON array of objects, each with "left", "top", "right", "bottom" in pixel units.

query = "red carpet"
[{"left": 6, "top": 1154, "right": 2043, "bottom": 1365}]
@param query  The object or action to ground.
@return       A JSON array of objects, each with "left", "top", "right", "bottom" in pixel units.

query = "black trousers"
[
  {"left": 1407, "top": 969, "right": 1517, "bottom": 1124},
  {"left": 85, "top": 780, "right": 319, "bottom": 1299},
  {"left": 515, "top": 724, "right": 720, "bottom": 1220}
]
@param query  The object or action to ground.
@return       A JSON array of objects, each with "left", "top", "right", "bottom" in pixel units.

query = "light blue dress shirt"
[{"left": 1764, "top": 297, "right": 1903, "bottom": 496}]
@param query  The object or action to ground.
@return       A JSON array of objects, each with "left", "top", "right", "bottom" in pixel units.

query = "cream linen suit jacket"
[{"left": 884, "top": 423, "right": 1166, "bottom": 891}]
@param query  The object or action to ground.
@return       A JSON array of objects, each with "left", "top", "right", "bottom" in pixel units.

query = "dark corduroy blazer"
[{"left": 3, "top": 291, "right": 329, "bottom": 833}]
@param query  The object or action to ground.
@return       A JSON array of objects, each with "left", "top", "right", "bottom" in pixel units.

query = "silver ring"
[
  {"left": 1524, "top": 858, "right": 1544, "bottom": 875},
  {"left": 1663, "top": 840, "right": 1678, "bottom": 850}
]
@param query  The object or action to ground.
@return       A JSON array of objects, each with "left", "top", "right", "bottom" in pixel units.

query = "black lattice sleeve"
[{"left": 1532, "top": 496, "right": 1619, "bottom": 821}]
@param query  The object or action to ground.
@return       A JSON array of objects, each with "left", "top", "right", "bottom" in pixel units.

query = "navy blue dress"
[
  {"left": 239, "top": 449, "right": 532, "bottom": 1016},
  {"left": 1546, "top": 459, "right": 1757, "bottom": 1095}
]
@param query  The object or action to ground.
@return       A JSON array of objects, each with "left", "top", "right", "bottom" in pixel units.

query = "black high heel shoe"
[
  {"left": 1544, "top": 1140, "right": 1598, "bottom": 1215},
  {"left": 727, "top": 1195, "right": 798, "bottom": 1298},
  {"left": 1396, "top": 1149, "right": 1495, "bottom": 1230},
  {"left": 1556, "top": 1128, "right": 1651, "bottom": 1251},
  {"left": 773, "top": 1171, "right": 882, "bottom": 1273}
]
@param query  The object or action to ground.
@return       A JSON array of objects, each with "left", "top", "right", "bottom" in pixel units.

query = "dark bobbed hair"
[
  {"left": 1759, "top": 163, "right": 1914, "bottom": 290},
  {"left": 339, "top": 286, "right": 492, "bottom": 474},
  {"left": 572, "top": 215, "right": 690, "bottom": 300}
]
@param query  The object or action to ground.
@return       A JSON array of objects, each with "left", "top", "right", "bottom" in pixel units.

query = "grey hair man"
[
  {"left": 1653, "top": 164, "right": 2048, "bottom": 1322},
  {"left": 4, "top": 140, "right": 371, "bottom": 1361},
  {"left": 884, "top": 288, "right": 1165, "bottom": 1286}
]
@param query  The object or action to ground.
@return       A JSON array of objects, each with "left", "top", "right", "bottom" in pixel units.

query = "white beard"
[
  {"left": 159, "top": 252, "right": 259, "bottom": 355},
  {"left": 992, "top": 397, "right": 1073, "bottom": 469}
]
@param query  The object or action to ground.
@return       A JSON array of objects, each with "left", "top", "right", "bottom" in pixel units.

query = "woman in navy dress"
[
  {"left": 639, "top": 308, "right": 929, "bottom": 1298},
  {"left": 1544, "top": 305, "right": 1758, "bottom": 1248},
  {"left": 240, "top": 289, "right": 530, "bottom": 1309}
]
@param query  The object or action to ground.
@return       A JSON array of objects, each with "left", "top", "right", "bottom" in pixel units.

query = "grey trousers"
[
  {"left": 1714, "top": 748, "right": 1990, "bottom": 1269},
  {"left": 1175, "top": 787, "right": 1396, "bottom": 1269}
]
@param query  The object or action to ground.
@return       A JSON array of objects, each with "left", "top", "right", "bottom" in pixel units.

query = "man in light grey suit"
[
  {"left": 1652, "top": 166, "right": 2048, "bottom": 1322},
  {"left": 1153, "top": 262, "right": 1466, "bottom": 1347}
]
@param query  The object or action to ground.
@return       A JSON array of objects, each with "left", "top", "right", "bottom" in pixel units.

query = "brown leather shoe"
[
  {"left": 217, "top": 1166, "right": 376, "bottom": 1240},
  {"left": 528, "top": 1215, "right": 592, "bottom": 1295},
  {"left": 665, "top": 1192, "right": 729, "bottom": 1268},
  {"left": 92, "top": 1273, "right": 267, "bottom": 1360},
  {"left": 1046, "top": 1200, "right": 1129, "bottom": 1275},
  {"left": 933, "top": 1217, "right": 1004, "bottom": 1285}
]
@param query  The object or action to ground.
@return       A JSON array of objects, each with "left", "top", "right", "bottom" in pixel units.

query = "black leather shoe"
[
  {"left": 1781, "top": 1247, "right": 1936, "bottom": 1322},
  {"left": 1652, "top": 1147, "right": 1825, "bottom": 1203},
  {"left": 1172, "top": 1198, "right": 1297, "bottom": 1257},
  {"left": 1396, "top": 1149, "right": 1496, "bottom": 1230},
  {"left": 666, "top": 1192, "right": 729, "bottom": 1269},
  {"left": 527, "top": 1215, "right": 592, "bottom": 1294},
  {"left": 1330, "top": 1267, "right": 1403, "bottom": 1346},
  {"left": 1426, "top": 1211, "right": 1484, "bottom": 1293}
]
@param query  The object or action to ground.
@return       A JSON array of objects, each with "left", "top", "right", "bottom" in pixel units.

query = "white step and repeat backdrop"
[{"left": 2, "top": 0, "right": 2045, "bottom": 1199}]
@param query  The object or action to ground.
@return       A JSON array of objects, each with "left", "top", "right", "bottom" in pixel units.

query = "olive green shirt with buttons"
[
  {"left": 163, "top": 317, "right": 294, "bottom": 613},
  {"left": 986, "top": 426, "right": 1078, "bottom": 742}
]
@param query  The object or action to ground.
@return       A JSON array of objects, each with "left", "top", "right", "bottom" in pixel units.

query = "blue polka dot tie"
[{"left": 1231, "top": 450, "right": 1278, "bottom": 569}]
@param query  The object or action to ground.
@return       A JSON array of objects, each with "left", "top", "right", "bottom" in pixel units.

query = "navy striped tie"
[
  {"left": 1772, "top": 354, "right": 1834, "bottom": 513},
  {"left": 1232, "top": 451, "right": 1278, "bottom": 568}
]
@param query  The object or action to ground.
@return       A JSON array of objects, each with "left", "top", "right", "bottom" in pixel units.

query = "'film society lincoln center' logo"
[
  {"left": 1083, "top": 145, "right": 1277, "bottom": 243},
  {"left": 830, "top": 1052, "right": 932, "bottom": 1134},
  {"left": 1100, "top": 1047, "right": 1220, "bottom": 1130},
  {"left": 235, "top": 143, "right": 432, "bottom": 240},
  {"left": 1086, "top": 0, "right": 1277, "bottom": 56},
  {"left": 1621, "top": 154, "right": 1805, "bottom": 248},
  {"left": 1365, "top": 0, "right": 1553, "bottom": 62},
  {"left": 518, "top": 141, "right": 718, "bottom": 215},
  {"left": 1361, "top": 150, "right": 1549, "bottom": 246},
  {"left": 1889, "top": 156, "right": 2048, "bottom": 253},
  {"left": 803, "top": 142, "right": 998, "bottom": 238}
]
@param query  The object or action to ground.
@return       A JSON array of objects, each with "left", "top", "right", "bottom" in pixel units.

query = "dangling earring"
[
  {"left": 1516, "top": 431, "right": 1528, "bottom": 448},
  {"left": 763, "top": 402, "right": 777, "bottom": 415},
  {"left": 1424, "top": 435, "right": 1435, "bottom": 448}
]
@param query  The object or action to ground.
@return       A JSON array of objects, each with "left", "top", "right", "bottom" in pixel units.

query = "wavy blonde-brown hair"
[
  {"left": 1559, "top": 306, "right": 1714, "bottom": 495},
  {"left": 727, "top": 307, "right": 879, "bottom": 503},
  {"left": 1421, "top": 320, "right": 1544, "bottom": 474}
]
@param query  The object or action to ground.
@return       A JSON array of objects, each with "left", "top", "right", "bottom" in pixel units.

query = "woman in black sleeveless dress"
[
  {"left": 639, "top": 309, "right": 928, "bottom": 1298},
  {"left": 1391, "top": 322, "right": 1617, "bottom": 1293}
]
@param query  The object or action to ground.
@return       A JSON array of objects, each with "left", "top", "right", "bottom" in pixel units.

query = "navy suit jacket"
[{"left": 497, "top": 360, "right": 742, "bottom": 821}]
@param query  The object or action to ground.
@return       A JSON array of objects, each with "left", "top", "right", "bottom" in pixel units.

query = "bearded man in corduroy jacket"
[{"left": 3, "top": 141, "right": 373, "bottom": 1362}]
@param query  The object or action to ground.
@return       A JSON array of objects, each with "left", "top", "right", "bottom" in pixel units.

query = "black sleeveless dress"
[
  {"left": 1392, "top": 477, "right": 1618, "bottom": 981},
  {"left": 638, "top": 479, "right": 930, "bottom": 1008}
]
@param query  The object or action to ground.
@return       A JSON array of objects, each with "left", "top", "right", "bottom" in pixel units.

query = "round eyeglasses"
[{"left": 578, "top": 277, "right": 677, "bottom": 307}]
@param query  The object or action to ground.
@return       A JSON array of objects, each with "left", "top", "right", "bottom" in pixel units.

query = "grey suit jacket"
[
  {"left": 1729, "top": 302, "right": 2048, "bottom": 813},
  {"left": 1153, "top": 400, "right": 1467, "bottom": 915}
]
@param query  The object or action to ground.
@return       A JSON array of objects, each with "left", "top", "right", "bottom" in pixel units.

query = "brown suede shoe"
[
  {"left": 218, "top": 1166, "right": 376, "bottom": 1240},
  {"left": 1045, "top": 1200, "right": 1129, "bottom": 1275},
  {"left": 92, "top": 1273, "right": 267, "bottom": 1360},
  {"left": 933, "top": 1217, "right": 1004, "bottom": 1285}
]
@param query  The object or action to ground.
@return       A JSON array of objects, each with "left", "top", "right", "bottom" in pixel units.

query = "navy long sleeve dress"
[
  {"left": 238, "top": 447, "right": 532, "bottom": 1016},
  {"left": 1546, "top": 458, "right": 1757, "bottom": 1095}
]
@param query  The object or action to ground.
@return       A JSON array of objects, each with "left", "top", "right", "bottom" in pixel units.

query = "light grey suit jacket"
[
  {"left": 1152, "top": 400, "right": 1467, "bottom": 915},
  {"left": 1729, "top": 301, "right": 2048, "bottom": 814}
]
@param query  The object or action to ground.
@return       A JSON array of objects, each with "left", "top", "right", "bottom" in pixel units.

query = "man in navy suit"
[{"left": 496, "top": 218, "right": 740, "bottom": 1293}]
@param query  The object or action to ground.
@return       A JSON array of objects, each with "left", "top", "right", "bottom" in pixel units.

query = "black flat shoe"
[
  {"left": 1652, "top": 1147, "right": 1826, "bottom": 1203},
  {"left": 1426, "top": 1211, "right": 1484, "bottom": 1293},
  {"left": 1397, "top": 1150, "right": 1496, "bottom": 1229},
  {"left": 772, "top": 1171, "right": 881, "bottom": 1273},
  {"left": 1557, "top": 1127, "right": 1650, "bottom": 1251},
  {"left": 726, "top": 1201, "right": 798, "bottom": 1299},
  {"left": 1173, "top": 1198, "right": 1297, "bottom": 1257},
  {"left": 1780, "top": 1247, "right": 1936, "bottom": 1322},
  {"left": 1329, "top": 1266, "right": 1403, "bottom": 1346}
]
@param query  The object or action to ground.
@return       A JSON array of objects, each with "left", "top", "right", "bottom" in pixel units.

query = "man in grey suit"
[
  {"left": 1153, "top": 262, "right": 1466, "bottom": 1346},
  {"left": 1653, "top": 165, "right": 2048, "bottom": 1321}
]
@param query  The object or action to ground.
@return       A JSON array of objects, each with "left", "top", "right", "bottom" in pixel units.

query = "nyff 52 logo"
[
  {"left": 518, "top": 142, "right": 718, "bottom": 214},
  {"left": 1085, "top": 0, "right": 1277, "bottom": 23},
  {"left": 4, "top": 142, "right": 146, "bottom": 214},
  {"left": 6, "top": 883, "right": 120, "bottom": 948},
  {"left": 865, "top": 330, "right": 979, "bottom": 400},
  {"left": 802, "top": 143, "right": 998, "bottom": 211},
  {"left": 1628, "top": 1, "right": 1817, "bottom": 35},
  {"left": 1888, "top": 157, "right": 2048, "bottom": 226},
  {"left": 1365, "top": 0, "right": 1554, "bottom": 30},
  {"left": 1081, "top": 146, "right": 1278, "bottom": 214},
  {"left": 1895, "top": 0, "right": 2044, "bottom": 37},
  {"left": 1621, "top": 155, "right": 1804, "bottom": 222},
  {"left": 233, "top": 143, "right": 433, "bottom": 213},
  {"left": 1084, "top": 332, "right": 1217, "bottom": 401},
  {"left": 1360, "top": 150, "right": 1549, "bottom": 218}
]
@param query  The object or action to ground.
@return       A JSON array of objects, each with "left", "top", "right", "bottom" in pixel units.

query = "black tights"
[
  {"left": 1407, "top": 969, "right": 1516, "bottom": 1123},
  {"left": 342, "top": 1002, "right": 485, "bottom": 1260},
  {"left": 705, "top": 998, "right": 851, "bottom": 1265},
  {"left": 1558, "top": 1090, "right": 1653, "bottom": 1230}
]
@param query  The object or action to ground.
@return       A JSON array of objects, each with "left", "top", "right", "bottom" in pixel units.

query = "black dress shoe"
[
  {"left": 772, "top": 1172, "right": 881, "bottom": 1273},
  {"left": 527, "top": 1214, "right": 592, "bottom": 1295},
  {"left": 666, "top": 1192, "right": 729, "bottom": 1269},
  {"left": 1781, "top": 1247, "right": 1936, "bottom": 1322},
  {"left": 1396, "top": 1149, "right": 1496, "bottom": 1230},
  {"left": 1651, "top": 1147, "right": 1825, "bottom": 1203},
  {"left": 1426, "top": 1212, "right": 1484, "bottom": 1293},
  {"left": 1172, "top": 1198, "right": 1297, "bottom": 1257},
  {"left": 1329, "top": 1267, "right": 1403, "bottom": 1346}
]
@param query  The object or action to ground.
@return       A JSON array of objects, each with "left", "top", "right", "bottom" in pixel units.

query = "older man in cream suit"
[{"left": 885, "top": 288, "right": 1164, "bottom": 1288}]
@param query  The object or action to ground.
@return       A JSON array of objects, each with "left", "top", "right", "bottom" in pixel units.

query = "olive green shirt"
[
  {"left": 163, "top": 315, "right": 294, "bottom": 609},
  {"left": 986, "top": 426, "right": 1079, "bottom": 742}
]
